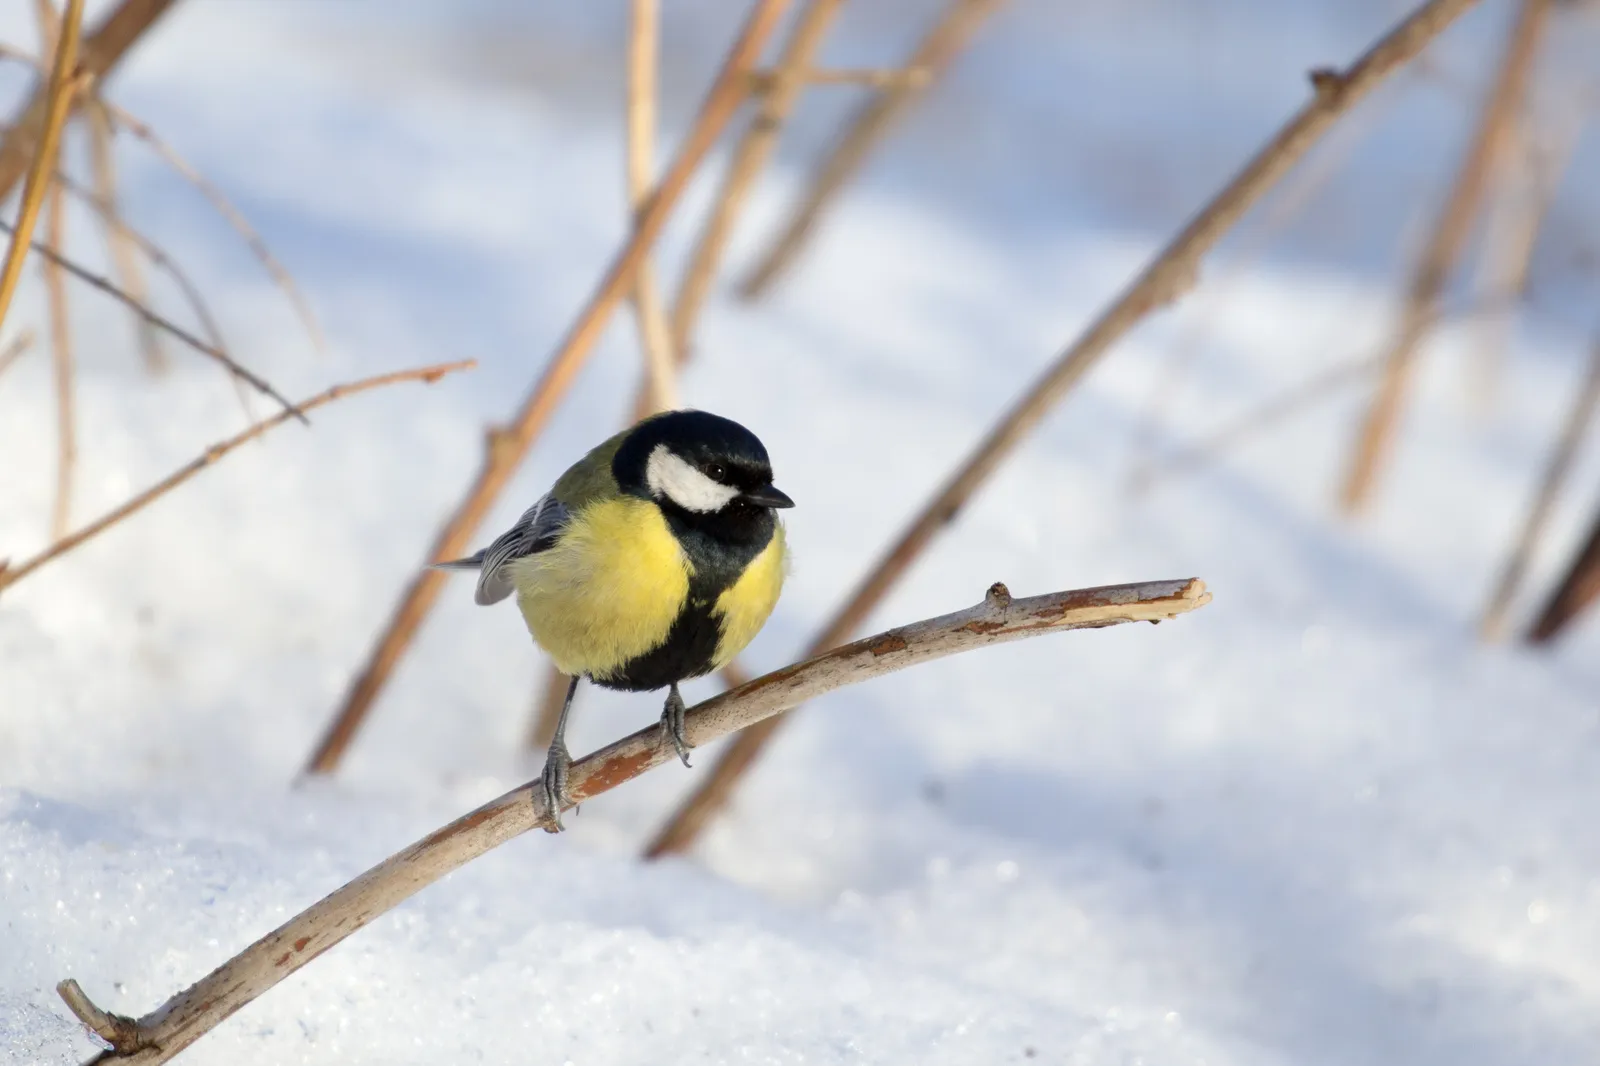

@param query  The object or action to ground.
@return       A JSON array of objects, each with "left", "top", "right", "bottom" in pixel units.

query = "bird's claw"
[
  {"left": 659, "top": 687, "right": 692, "bottom": 768},
  {"left": 539, "top": 739, "right": 574, "bottom": 832}
]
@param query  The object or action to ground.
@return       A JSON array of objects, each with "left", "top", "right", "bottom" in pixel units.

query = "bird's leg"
[
  {"left": 659, "top": 682, "right": 692, "bottom": 767},
  {"left": 539, "top": 675, "right": 581, "bottom": 832}
]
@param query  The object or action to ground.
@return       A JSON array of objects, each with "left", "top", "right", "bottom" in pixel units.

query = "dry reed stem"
[
  {"left": 0, "top": 328, "right": 35, "bottom": 379},
  {"left": 1127, "top": 93, "right": 1386, "bottom": 488},
  {"left": 643, "top": 0, "right": 1487, "bottom": 859},
  {"left": 0, "top": 0, "right": 175, "bottom": 202},
  {"left": 1133, "top": 292, "right": 1522, "bottom": 495},
  {"left": 1467, "top": 106, "right": 1579, "bottom": 410},
  {"left": 0, "top": 0, "right": 83, "bottom": 334},
  {"left": 673, "top": 0, "right": 847, "bottom": 357},
  {"left": 1526, "top": 500, "right": 1600, "bottom": 643},
  {"left": 1339, "top": 0, "right": 1551, "bottom": 513},
  {"left": 45, "top": 181, "right": 76, "bottom": 540},
  {"left": 86, "top": 97, "right": 165, "bottom": 372},
  {"left": 1134, "top": 355, "right": 1385, "bottom": 495},
  {"left": 0, "top": 361, "right": 475, "bottom": 594},
  {"left": 627, "top": 0, "right": 679, "bottom": 415},
  {"left": 748, "top": 66, "right": 932, "bottom": 92},
  {"left": 0, "top": 217, "right": 298, "bottom": 418},
  {"left": 738, "top": 0, "right": 1004, "bottom": 300},
  {"left": 60, "top": 578, "right": 1210, "bottom": 1064},
  {"left": 1481, "top": 334, "right": 1600, "bottom": 639},
  {"left": 303, "top": 0, "right": 798, "bottom": 778}
]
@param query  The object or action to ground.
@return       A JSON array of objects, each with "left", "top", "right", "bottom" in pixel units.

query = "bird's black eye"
[{"left": 706, "top": 461, "right": 727, "bottom": 481}]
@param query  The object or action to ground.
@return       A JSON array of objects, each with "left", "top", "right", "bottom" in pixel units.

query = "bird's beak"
[{"left": 741, "top": 483, "right": 795, "bottom": 509}]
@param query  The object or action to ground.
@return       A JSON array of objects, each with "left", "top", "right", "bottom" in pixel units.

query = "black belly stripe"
[{"left": 592, "top": 503, "right": 775, "bottom": 693}]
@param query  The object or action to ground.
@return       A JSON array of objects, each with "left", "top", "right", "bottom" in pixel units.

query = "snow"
[{"left": 5, "top": 1, "right": 1600, "bottom": 1063}]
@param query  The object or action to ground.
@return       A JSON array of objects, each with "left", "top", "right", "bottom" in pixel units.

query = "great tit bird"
[{"left": 437, "top": 409, "right": 793, "bottom": 829}]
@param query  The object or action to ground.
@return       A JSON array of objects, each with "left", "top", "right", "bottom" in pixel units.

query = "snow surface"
[{"left": 5, "top": 1, "right": 1600, "bottom": 1063}]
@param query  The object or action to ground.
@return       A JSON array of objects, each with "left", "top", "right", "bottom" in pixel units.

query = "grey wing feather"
[{"left": 434, "top": 496, "right": 570, "bottom": 606}]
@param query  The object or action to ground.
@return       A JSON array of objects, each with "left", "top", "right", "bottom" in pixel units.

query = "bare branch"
[
  {"left": 645, "top": 0, "right": 1488, "bottom": 859},
  {"left": 1481, "top": 334, "right": 1600, "bottom": 639},
  {"left": 738, "top": 0, "right": 1004, "bottom": 300},
  {"left": 673, "top": 0, "right": 847, "bottom": 357},
  {"left": 60, "top": 578, "right": 1210, "bottom": 1064},
  {"left": 304, "top": 0, "right": 799, "bottom": 777},
  {"left": 0, "top": 0, "right": 83, "bottom": 333},
  {"left": 0, "top": 361, "right": 475, "bottom": 595},
  {"left": 1339, "top": 0, "right": 1551, "bottom": 512},
  {"left": 0, "top": 217, "right": 301, "bottom": 421}
]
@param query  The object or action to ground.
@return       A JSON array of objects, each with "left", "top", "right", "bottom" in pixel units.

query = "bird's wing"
[{"left": 472, "top": 495, "right": 571, "bottom": 605}]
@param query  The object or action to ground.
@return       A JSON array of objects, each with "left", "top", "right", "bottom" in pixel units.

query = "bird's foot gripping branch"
[{"left": 58, "top": 578, "right": 1210, "bottom": 1065}]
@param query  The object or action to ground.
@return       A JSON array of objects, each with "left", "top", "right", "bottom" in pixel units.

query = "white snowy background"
[{"left": 4, "top": 1, "right": 1600, "bottom": 1063}]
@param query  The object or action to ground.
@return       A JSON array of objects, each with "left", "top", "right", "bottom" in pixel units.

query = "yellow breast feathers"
[
  {"left": 713, "top": 520, "right": 788, "bottom": 668},
  {"left": 509, "top": 496, "right": 689, "bottom": 677}
]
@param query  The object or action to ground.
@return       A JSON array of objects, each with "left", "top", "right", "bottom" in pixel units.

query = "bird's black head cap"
[{"left": 613, "top": 410, "right": 793, "bottom": 544}]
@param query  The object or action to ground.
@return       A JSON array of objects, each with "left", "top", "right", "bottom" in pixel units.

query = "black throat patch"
[{"left": 593, "top": 503, "right": 775, "bottom": 693}]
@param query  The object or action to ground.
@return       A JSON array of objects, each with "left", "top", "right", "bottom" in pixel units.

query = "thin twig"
[
  {"left": 0, "top": 361, "right": 474, "bottom": 595},
  {"left": 53, "top": 167, "right": 234, "bottom": 376},
  {"left": 738, "top": 0, "right": 1005, "bottom": 300},
  {"left": 1134, "top": 355, "right": 1385, "bottom": 495},
  {"left": 627, "top": 0, "right": 679, "bottom": 415},
  {"left": 1481, "top": 333, "right": 1600, "bottom": 639},
  {"left": 304, "top": 0, "right": 798, "bottom": 778},
  {"left": 0, "top": 41, "right": 325, "bottom": 361},
  {"left": 87, "top": 95, "right": 165, "bottom": 372},
  {"left": 673, "top": 0, "right": 847, "bottom": 357},
  {"left": 644, "top": 0, "right": 1488, "bottom": 859},
  {"left": 0, "top": 217, "right": 301, "bottom": 420},
  {"left": 1340, "top": 0, "right": 1551, "bottom": 513},
  {"left": 45, "top": 181, "right": 75, "bottom": 540},
  {"left": 61, "top": 578, "right": 1210, "bottom": 1064},
  {"left": 0, "top": 328, "right": 35, "bottom": 380},
  {"left": 98, "top": 98, "right": 328, "bottom": 359},
  {"left": 0, "top": 0, "right": 83, "bottom": 333},
  {"left": 0, "top": 0, "right": 178, "bottom": 203}
]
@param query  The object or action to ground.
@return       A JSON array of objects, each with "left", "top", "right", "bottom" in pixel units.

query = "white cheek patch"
[{"left": 645, "top": 445, "right": 740, "bottom": 513}]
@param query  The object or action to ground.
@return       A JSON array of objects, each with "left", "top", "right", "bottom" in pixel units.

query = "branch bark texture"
[
  {"left": 643, "top": 0, "right": 1485, "bottom": 858},
  {"left": 59, "top": 578, "right": 1209, "bottom": 1064}
]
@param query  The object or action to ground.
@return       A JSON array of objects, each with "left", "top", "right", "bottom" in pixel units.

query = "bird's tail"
[{"left": 429, "top": 551, "right": 485, "bottom": 571}]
